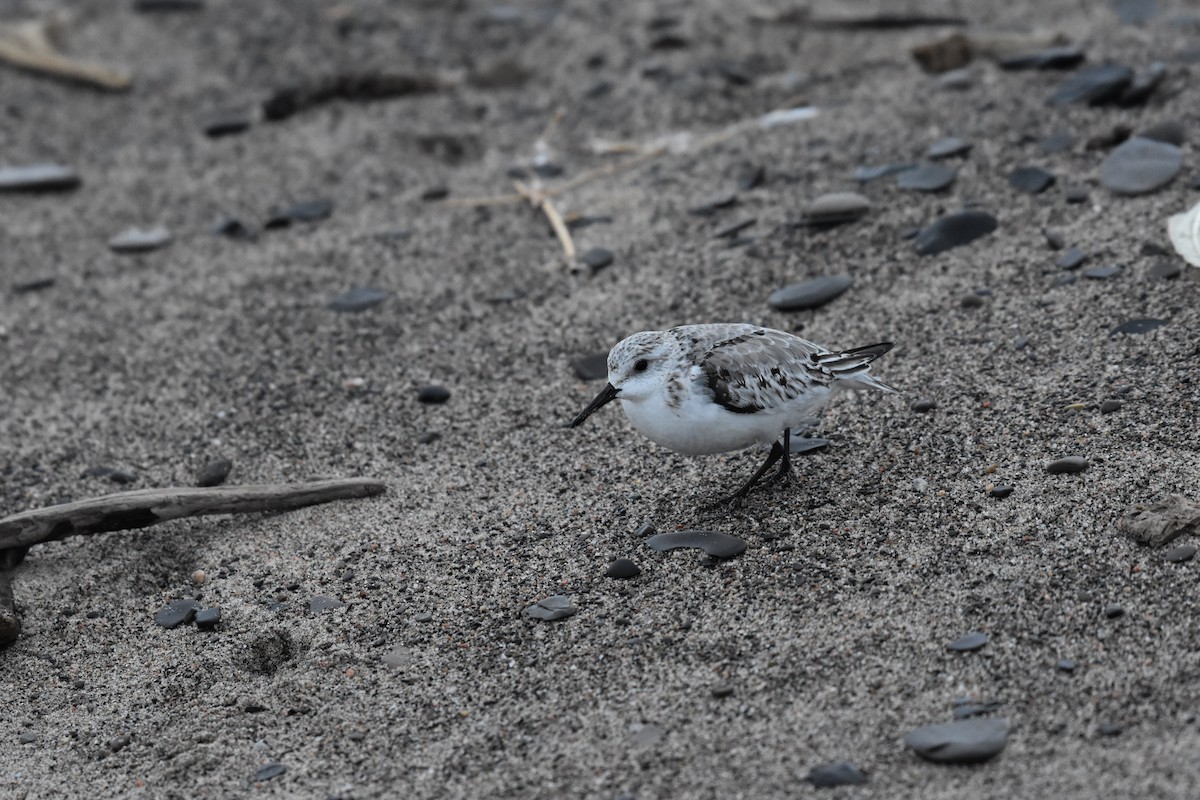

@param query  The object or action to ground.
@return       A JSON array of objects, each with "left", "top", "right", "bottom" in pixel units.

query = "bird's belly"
[{"left": 620, "top": 396, "right": 786, "bottom": 456}]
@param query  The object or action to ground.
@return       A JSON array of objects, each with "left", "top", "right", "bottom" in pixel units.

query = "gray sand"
[{"left": 3, "top": 0, "right": 1200, "bottom": 797}]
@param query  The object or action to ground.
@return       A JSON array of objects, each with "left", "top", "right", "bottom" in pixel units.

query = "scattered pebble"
[
  {"left": 1164, "top": 544, "right": 1197, "bottom": 562},
  {"left": 578, "top": 247, "right": 614, "bottom": 271},
  {"left": 253, "top": 763, "right": 286, "bottom": 782},
  {"left": 109, "top": 226, "right": 172, "bottom": 253},
  {"left": 1099, "top": 399, "right": 1123, "bottom": 414},
  {"left": 1048, "top": 64, "right": 1134, "bottom": 105},
  {"left": 572, "top": 353, "right": 609, "bottom": 381},
  {"left": 714, "top": 218, "right": 756, "bottom": 239},
  {"left": 1084, "top": 265, "right": 1122, "bottom": 280},
  {"left": 1119, "top": 495, "right": 1200, "bottom": 546},
  {"left": 203, "top": 111, "right": 252, "bottom": 138},
  {"left": 13, "top": 277, "right": 55, "bottom": 294},
  {"left": 896, "top": 163, "right": 957, "bottom": 191},
  {"left": 1101, "top": 137, "right": 1182, "bottom": 195},
  {"left": 688, "top": 191, "right": 737, "bottom": 216},
  {"left": 768, "top": 275, "right": 853, "bottom": 311},
  {"left": 935, "top": 68, "right": 975, "bottom": 90},
  {"left": 0, "top": 163, "right": 81, "bottom": 192},
  {"left": 327, "top": 287, "right": 387, "bottom": 312},
  {"left": 1146, "top": 259, "right": 1181, "bottom": 280},
  {"left": 524, "top": 595, "right": 577, "bottom": 621},
  {"left": 212, "top": 217, "right": 255, "bottom": 239},
  {"left": 1056, "top": 248, "right": 1087, "bottom": 270},
  {"left": 789, "top": 437, "right": 830, "bottom": 454},
  {"left": 1000, "top": 46, "right": 1086, "bottom": 70},
  {"left": 135, "top": 0, "right": 205, "bottom": 9},
  {"left": 265, "top": 199, "right": 334, "bottom": 228},
  {"left": 953, "top": 701, "right": 1004, "bottom": 719},
  {"left": 109, "top": 735, "right": 131, "bottom": 755},
  {"left": 1057, "top": 658, "right": 1077, "bottom": 672},
  {"left": 855, "top": 163, "right": 914, "bottom": 183},
  {"left": 1009, "top": 166, "right": 1056, "bottom": 194},
  {"left": 1140, "top": 119, "right": 1185, "bottom": 146},
  {"left": 605, "top": 558, "right": 641, "bottom": 579},
  {"left": 195, "top": 607, "right": 221, "bottom": 630},
  {"left": 915, "top": 211, "right": 997, "bottom": 255},
  {"left": 990, "top": 484, "right": 1014, "bottom": 498},
  {"left": 19, "top": 732, "right": 36, "bottom": 744},
  {"left": 1047, "top": 456, "right": 1089, "bottom": 474},
  {"left": 1100, "top": 722, "right": 1124, "bottom": 737},
  {"left": 711, "top": 683, "right": 735, "bottom": 698},
  {"left": 799, "top": 192, "right": 871, "bottom": 225},
  {"left": 1104, "top": 603, "right": 1125, "bottom": 619},
  {"left": 309, "top": 596, "right": 347, "bottom": 614},
  {"left": 927, "top": 137, "right": 971, "bottom": 159},
  {"left": 1043, "top": 228, "right": 1065, "bottom": 249},
  {"left": 196, "top": 458, "right": 233, "bottom": 487},
  {"left": 904, "top": 718, "right": 1010, "bottom": 764},
  {"left": 960, "top": 293, "right": 985, "bottom": 308},
  {"left": 1040, "top": 132, "right": 1074, "bottom": 153},
  {"left": 647, "top": 530, "right": 747, "bottom": 559},
  {"left": 417, "top": 385, "right": 451, "bottom": 404},
  {"left": 1120, "top": 62, "right": 1166, "bottom": 105},
  {"left": 1064, "top": 186, "right": 1090, "bottom": 203},
  {"left": 911, "top": 398, "right": 937, "bottom": 412},
  {"left": 1110, "top": 318, "right": 1167, "bottom": 335},
  {"left": 946, "top": 631, "right": 988, "bottom": 652},
  {"left": 807, "top": 762, "right": 868, "bottom": 787},
  {"left": 154, "top": 599, "right": 201, "bottom": 629}
]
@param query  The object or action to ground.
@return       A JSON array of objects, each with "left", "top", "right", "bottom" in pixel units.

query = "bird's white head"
[{"left": 569, "top": 330, "right": 676, "bottom": 427}]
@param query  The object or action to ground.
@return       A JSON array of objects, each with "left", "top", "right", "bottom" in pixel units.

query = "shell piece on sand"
[{"left": 1168, "top": 200, "right": 1200, "bottom": 267}]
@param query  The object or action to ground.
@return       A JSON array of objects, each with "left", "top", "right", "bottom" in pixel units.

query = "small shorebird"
[{"left": 569, "top": 323, "right": 895, "bottom": 501}]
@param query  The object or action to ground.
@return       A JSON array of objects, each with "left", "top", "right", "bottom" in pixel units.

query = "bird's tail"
[{"left": 814, "top": 342, "right": 896, "bottom": 393}]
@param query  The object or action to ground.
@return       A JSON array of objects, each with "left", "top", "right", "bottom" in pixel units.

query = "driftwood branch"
[
  {"left": 0, "top": 479, "right": 386, "bottom": 646},
  {"left": 0, "top": 17, "right": 132, "bottom": 91}
]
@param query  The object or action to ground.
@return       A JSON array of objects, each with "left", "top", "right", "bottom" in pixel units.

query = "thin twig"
[
  {"left": 0, "top": 17, "right": 131, "bottom": 91},
  {"left": 514, "top": 180, "right": 576, "bottom": 263},
  {"left": 0, "top": 479, "right": 387, "bottom": 550}
]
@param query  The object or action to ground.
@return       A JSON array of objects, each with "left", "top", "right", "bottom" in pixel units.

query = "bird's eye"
[{"left": 633, "top": 359, "right": 649, "bottom": 373}]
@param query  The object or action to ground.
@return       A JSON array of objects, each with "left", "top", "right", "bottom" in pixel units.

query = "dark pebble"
[
  {"left": 0, "top": 163, "right": 81, "bottom": 192},
  {"left": 1146, "top": 259, "right": 1181, "bottom": 280},
  {"left": 768, "top": 275, "right": 853, "bottom": 311},
  {"left": 1104, "top": 603, "right": 1125, "bottom": 619},
  {"left": 605, "top": 558, "right": 641, "bottom": 579},
  {"left": 1044, "top": 228, "right": 1065, "bottom": 249},
  {"left": 1111, "top": 318, "right": 1168, "bottom": 335},
  {"left": 927, "top": 137, "right": 972, "bottom": 159},
  {"left": 195, "top": 607, "right": 222, "bottom": 630},
  {"left": 524, "top": 595, "right": 576, "bottom": 621},
  {"left": 572, "top": 353, "right": 609, "bottom": 381},
  {"left": 1164, "top": 544, "right": 1197, "bottom": 563},
  {"left": 1101, "top": 137, "right": 1182, "bottom": 195},
  {"left": 647, "top": 530, "right": 747, "bottom": 559},
  {"left": 714, "top": 218, "right": 756, "bottom": 239},
  {"left": 897, "top": 163, "right": 957, "bottom": 191},
  {"left": 1048, "top": 64, "right": 1134, "bottom": 106},
  {"left": 800, "top": 192, "right": 871, "bottom": 225},
  {"left": 195, "top": 458, "right": 233, "bottom": 487},
  {"left": 108, "top": 734, "right": 132, "bottom": 753},
  {"left": 578, "top": 247, "right": 614, "bottom": 271},
  {"left": 13, "top": 277, "right": 55, "bottom": 294},
  {"left": 253, "top": 763, "right": 286, "bottom": 782},
  {"left": 1056, "top": 248, "right": 1087, "bottom": 270},
  {"left": 688, "top": 191, "right": 737, "bottom": 215},
  {"left": 634, "top": 520, "right": 656, "bottom": 537},
  {"left": 990, "top": 485, "right": 1014, "bottom": 499},
  {"left": 421, "top": 186, "right": 449, "bottom": 201},
  {"left": 737, "top": 164, "right": 765, "bottom": 190},
  {"left": 1119, "top": 62, "right": 1166, "bottom": 105},
  {"left": 327, "top": 287, "right": 387, "bottom": 312},
  {"left": 135, "top": 0, "right": 204, "bottom": 9},
  {"left": 905, "top": 718, "right": 1010, "bottom": 764},
  {"left": 954, "top": 701, "right": 1004, "bottom": 719},
  {"left": 265, "top": 199, "right": 333, "bottom": 227},
  {"left": 1014, "top": 335, "right": 1030, "bottom": 350},
  {"left": 1009, "top": 166, "right": 1056, "bottom": 194},
  {"left": 1057, "top": 658, "right": 1077, "bottom": 672},
  {"left": 790, "top": 437, "right": 830, "bottom": 455},
  {"left": 1040, "top": 132, "right": 1075, "bottom": 153},
  {"left": 1047, "top": 456, "right": 1089, "bottom": 474},
  {"left": 19, "top": 732, "right": 36, "bottom": 744},
  {"left": 1084, "top": 265, "right": 1122, "bottom": 280},
  {"left": 960, "top": 293, "right": 985, "bottom": 308},
  {"left": 1100, "top": 723, "right": 1124, "bottom": 736},
  {"left": 106, "top": 468, "right": 137, "bottom": 485},
  {"left": 417, "top": 385, "right": 451, "bottom": 404},
  {"left": 808, "top": 762, "right": 868, "bottom": 787},
  {"left": 154, "top": 599, "right": 201, "bottom": 630},
  {"left": 946, "top": 631, "right": 988, "bottom": 652},
  {"left": 1099, "top": 399, "right": 1123, "bottom": 414},
  {"left": 1064, "top": 186, "right": 1090, "bottom": 203},
  {"left": 1140, "top": 119, "right": 1185, "bottom": 146},
  {"left": 911, "top": 398, "right": 937, "bottom": 412},
  {"left": 855, "top": 163, "right": 914, "bottom": 182},
  {"left": 711, "top": 683, "right": 735, "bottom": 698},
  {"left": 211, "top": 217, "right": 256, "bottom": 239},
  {"left": 1000, "top": 46, "right": 1086, "bottom": 70},
  {"left": 915, "top": 211, "right": 997, "bottom": 255},
  {"left": 109, "top": 226, "right": 172, "bottom": 253},
  {"left": 203, "top": 112, "right": 252, "bottom": 138}
]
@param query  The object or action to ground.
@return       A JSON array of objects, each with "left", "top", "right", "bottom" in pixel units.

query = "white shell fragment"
[{"left": 1167, "top": 200, "right": 1200, "bottom": 267}]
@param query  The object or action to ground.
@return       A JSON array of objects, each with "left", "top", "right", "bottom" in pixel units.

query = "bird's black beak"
[{"left": 569, "top": 382, "right": 619, "bottom": 428}]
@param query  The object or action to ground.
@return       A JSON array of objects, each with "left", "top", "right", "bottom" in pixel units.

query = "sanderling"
[{"left": 570, "top": 323, "right": 895, "bottom": 501}]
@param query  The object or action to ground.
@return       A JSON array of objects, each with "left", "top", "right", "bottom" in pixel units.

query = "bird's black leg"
[
  {"left": 766, "top": 429, "right": 792, "bottom": 485},
  {"left": 720, "top": 439, "right": 785, "bottom": 503}
]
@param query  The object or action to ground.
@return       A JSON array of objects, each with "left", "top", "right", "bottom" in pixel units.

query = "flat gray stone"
[
  {"left": 808, "top": 762, "right": 867, "bottom": 787},
  {"left": 1049, "top": 64, "right": 1134, "bottom": 105},
  {"left": 947, "top": 631, "right": 989, "bottom": 652},
  {"left": 1110, "top": 318, "right": 1168, "bottom": 335},
  {"left": 905, "top": 718, "right": 1010, "bottom": 764},
  {"left": 109, "top": 226, "right": 172, "bottom": 253},
  {"left": 0, "top": 163, "right": 81, "bottom": 191},
  {"left": 1101, "top": 136, "right": 1182, "bottom": 195},
  {"left": 524, "top": 595, "right": 576, "bottom": 621},
  {"left": 915, "top": 211, "right": 997, "bottom": 255},
  {"left": 800, "top": 192, "right": 870, "bottom": 225},
  {"left": 897, "top": 163, "right": 957, "bottom": 191},
  {"left": 927, "top": 137, "right": 971, "bottom": 159},
  {"left": 647, "top": 530, "right": 747, "bottom": 558},
  {"left": 1047, "top": 456, "right": 1089, "bottom": 474},
  {"left": 154, "top": 599, "right": 201, "bottom": 629},
  {"left": 855, "top": 163, "right": 913, "bottom": 182},
  {"left": 327, "top": 287, "right": 388, "bottom": 312},
  {"left": 1009, "top": 166, "right": 1056, "bottom": 194},
  {"left": 768, "top": 275, "right": 853, "bottom": 311},
  {"left": 309, "top": 596, "right": 347, "bottom": 614}
]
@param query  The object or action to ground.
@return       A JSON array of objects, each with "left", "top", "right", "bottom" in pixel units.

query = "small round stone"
[
  {"left": 195, "top": 458, "right": 233, "bottom": 487},
  {"left": 1057, "top": 658, "right": 1077, "bottom": 672},
  {"left": 154, "top": 599, "right": 201, "bottom": 629},
  {"left": 605, "top": 558, "right": 641, "bottom": 579},
  {"left": 1165, "top": 544, "right": 1197, "bottom": 563},
  {"left": 905, "top": 718, "right": 1010, "bottom": 764},
  {"left": 327, "top": 287, "right": 387, "bottom": 312},
  {"left": 768, "top": 275, "right": 853, "bottom": 311},
  {"left": 1100, "top": 723, "right": 1124, "bottom": 737},
  {"left": 1101, "top": 136, "right": 1182, "bottom": 195},
  {"left": 807, "top": 762, "right": 867, "bottom": 787},
  {"left": 897, "top": 163, "right": 957, "bottom": 192},
  {"left": 1047, "top": 456, "right": 1089, "bottom": 474},
  {"left": 195, "top": 607, "right": 222, "bottom": 630},
  {"left": 927, "top": 137, "right": 972, "bottom": 159},
  {"left": 191, "top": 570, "right": 206, "bottom": 585},
  {"left": 990, "top": 485, "right": 1014, "bottom": 499},
  {"left": 524, "top": 595, "right": 577, "bottom": 621},
  {"left": 578, "top": 247, "right": 614, "bottom": 270},
  {"left": 1099, "top": 399, "right": 1123, "bottom": 414},
  {"left": 646, "top": 530, "right": 747, "bottom": 559},
  {"left": 1056, "top": 249, "right": 1087, "bottom": 270},
  {"left": 914, "top": 211, "right": 997, "bottom": 255},
  {"left": 911, "top": 398, "right": 937, "bottom": 412},
  {"left": 1084, "top": 265, "right": 1122, "bottom": 280},
  {"left": 1009, "top": 166, "right": 1056, "bottom": 194},
  {"left": 711, "top": 684, "right": 735, "bottom": 699},
  {"left": 800, "top": 192, "right": 871, "bottom": 225},
  {"left": 1104, "top": 603, "right": 1125, "bottom": 619},
  {"left": 417, "top": 385, "right": 451, "bottom": 404},
  {"left": 109, "top": 226, "right": 172, "bottom": 253},
  {"left": 947, "top": 631, "right": 989, "bottom": 652}
]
